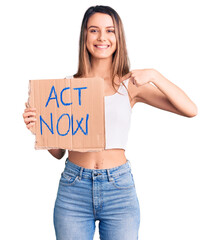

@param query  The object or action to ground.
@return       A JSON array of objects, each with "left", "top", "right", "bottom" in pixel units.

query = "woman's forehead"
[{"left": 87, "top": 13, "right": 114, "bottom": 28}]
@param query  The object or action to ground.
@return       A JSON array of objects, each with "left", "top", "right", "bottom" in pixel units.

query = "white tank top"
[{"left": 65, "top": 76, "right": 132, "bottom": 151}]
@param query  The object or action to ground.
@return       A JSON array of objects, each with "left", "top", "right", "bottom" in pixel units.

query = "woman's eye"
[{"left": 89, "top": 29, "right": 114, "bottom": 33}]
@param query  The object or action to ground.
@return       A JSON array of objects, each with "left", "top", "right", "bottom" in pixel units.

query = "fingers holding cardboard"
[
  {"left": 24, "top": 107, "right": 36, "bottom": 112},
  {"left": 25, "top": 102, "right": 29, "bottom": 108},
  {"left": 23, "top": 103, "right": 37, "bottom": 135}
]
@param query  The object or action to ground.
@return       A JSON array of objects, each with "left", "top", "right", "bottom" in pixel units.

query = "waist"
[
  {"left": 64, "top": 158, "right": 131, "bottom": 178},
  {"left": 68, "top": 149, "right": 126, "bottom": 169}
]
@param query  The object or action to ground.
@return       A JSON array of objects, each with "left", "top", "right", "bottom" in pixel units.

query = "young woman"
[{"left": 23, "top": 5, "right": 197, "bottom": 240}]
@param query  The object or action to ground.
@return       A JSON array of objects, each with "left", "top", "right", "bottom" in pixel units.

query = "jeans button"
[{"left": 94, "top": 173, "right": 98, "bottom": 176}]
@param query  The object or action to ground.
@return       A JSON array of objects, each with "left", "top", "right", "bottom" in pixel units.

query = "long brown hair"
[{"left": 74, "top": 5, "right": 130, "bottom": 95}]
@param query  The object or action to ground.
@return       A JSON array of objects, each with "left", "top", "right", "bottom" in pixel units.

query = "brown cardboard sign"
[{"left": 28, "top": 77, "right": 105, "bottom": 152}]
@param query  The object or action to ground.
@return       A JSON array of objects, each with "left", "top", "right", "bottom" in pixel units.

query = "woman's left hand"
[{"left": 121, "top": 69, "right": 156, "bottom": 87}]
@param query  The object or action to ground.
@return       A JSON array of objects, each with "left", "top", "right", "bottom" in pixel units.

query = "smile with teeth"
[{"left": 95, "top": 45, "right": 110, "bottom": 49}]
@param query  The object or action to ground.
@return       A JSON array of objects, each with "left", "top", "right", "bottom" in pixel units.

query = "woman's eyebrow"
[{"left": 88, "top": 25, "right": 115, "bottom": 29}]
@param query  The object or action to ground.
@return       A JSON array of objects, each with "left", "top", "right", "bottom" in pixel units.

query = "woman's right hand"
[
  {"left": 23, "top": 102, "right": 36, "bottom": 133},
  {"left": 23, "top": 103, "right": 66, "bottom": 158}
]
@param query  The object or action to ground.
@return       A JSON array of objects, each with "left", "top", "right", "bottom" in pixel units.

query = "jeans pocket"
[
  {"left": 111, "top": 170, "right": 135, "bottom": 189},
  {"left": 59, "top": 169, "right": 79, "bottom": 186}
]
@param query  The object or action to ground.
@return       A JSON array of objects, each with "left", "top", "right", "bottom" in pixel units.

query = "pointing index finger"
[{"left": 120, "top": 72, "right": 132, "bottom": 82}]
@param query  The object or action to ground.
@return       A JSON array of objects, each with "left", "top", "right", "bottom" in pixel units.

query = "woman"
[{"left": 23, "top": 5, "right": 197, "bottom": 240}]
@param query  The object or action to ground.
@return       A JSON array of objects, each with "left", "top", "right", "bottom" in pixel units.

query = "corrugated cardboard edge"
[{"left": 34, "top": 145, "right": 103, "bottom": 152}]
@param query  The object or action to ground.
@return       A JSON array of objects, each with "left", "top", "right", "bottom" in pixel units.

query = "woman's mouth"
[{"left": 94, "top": 45, "right": 110, "bottom": 49}]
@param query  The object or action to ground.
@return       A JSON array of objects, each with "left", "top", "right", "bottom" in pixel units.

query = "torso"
[{"left": 68, "top": 77, "right": 137, "bottom": 169}]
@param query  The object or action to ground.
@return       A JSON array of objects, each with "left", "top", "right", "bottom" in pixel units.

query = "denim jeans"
[{"left": 53, "top": 158, "right": 140, "bottom": 240}]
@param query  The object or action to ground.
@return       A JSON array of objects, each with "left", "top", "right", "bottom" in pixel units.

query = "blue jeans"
[{"left": 53, "top": 158, "right": 140, "bottom": 240}]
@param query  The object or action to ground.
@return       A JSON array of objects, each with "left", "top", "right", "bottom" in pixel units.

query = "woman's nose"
[{"left": 98, "top": 31, "right": 106, "bottom": 41}]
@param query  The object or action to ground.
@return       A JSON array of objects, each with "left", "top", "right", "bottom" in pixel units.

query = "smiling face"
[{"left": 86, "top": 13, "right": 117, "bottom": 61}]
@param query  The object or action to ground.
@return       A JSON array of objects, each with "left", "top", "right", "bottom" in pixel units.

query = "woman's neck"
[{"left": 89, "top": 57, "right": 113, "bottom": 82}]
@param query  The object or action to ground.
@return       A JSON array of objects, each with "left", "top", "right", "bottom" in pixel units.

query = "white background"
[{"left": 1, "top": 0, "right": 220, "bottom": 239}]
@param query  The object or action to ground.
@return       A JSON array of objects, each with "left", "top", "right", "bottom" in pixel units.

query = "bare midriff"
[{"left": 68, "top": 149, "right": 127, "bottom": 169}]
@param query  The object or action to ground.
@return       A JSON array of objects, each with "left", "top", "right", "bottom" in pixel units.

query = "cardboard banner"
[{"left": 28, "top": 77, "right": 105, "bottom": 152}]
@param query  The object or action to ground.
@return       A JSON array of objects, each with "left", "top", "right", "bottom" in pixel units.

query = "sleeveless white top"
[{"left": 65, "top": 76, "right": 132, "bottom": 150}]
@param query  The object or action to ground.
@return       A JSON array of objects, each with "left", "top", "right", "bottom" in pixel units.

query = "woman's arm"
[
  {"left": 150, "top": 69, "right": 198, "bottom": 117},
  {"left": 125, "top": 69, "right": 197, "bottom": 117}
]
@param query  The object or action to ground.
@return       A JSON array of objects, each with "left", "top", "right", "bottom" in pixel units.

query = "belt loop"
[
  {"left": 107, "top": 169, "right": 114, "bottom": 182},
  {"left": 78, "top": 167, "right": 83, "bottom": 180}
]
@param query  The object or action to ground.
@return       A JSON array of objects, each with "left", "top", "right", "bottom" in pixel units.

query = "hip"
[{"left": 55, "top": 158, "right": 139, "bottom": 214}]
